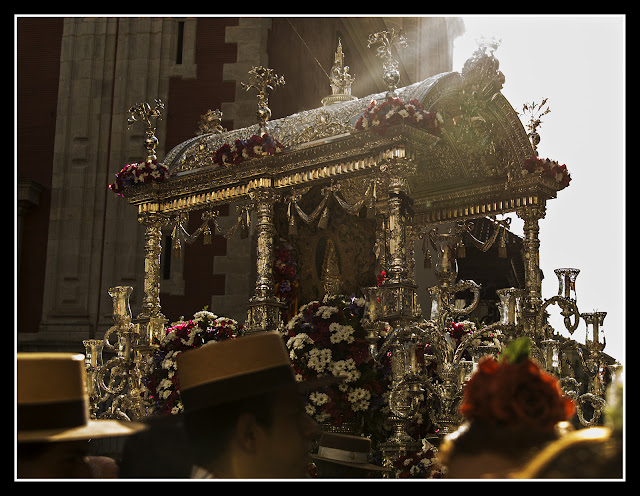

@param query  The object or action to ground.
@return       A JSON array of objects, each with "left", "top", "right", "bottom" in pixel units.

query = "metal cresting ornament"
[
  {"left": 127, "top": 99, "right": 165, "bottom": 161},
  {"left": 241, "top": 66, "right": 285, "bottom": 136},
  {"left": 367, "top": 28, "right": 408, "bottom": 96}
]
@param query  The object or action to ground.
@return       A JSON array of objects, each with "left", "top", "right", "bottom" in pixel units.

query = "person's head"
[
  {"left": 311, "top": 432, "right": 391, "bottom": 478},
  {"left": 17, "top": 352, "right": 146, "bottom": 479},
  {"left": 119, "top": 414, "right": 193, "bottom": 478},
  {"left": 438, "top": 420, "right": 565, "bottom": 478},
  {"left": 17, "top": 439, "right": 93, "bottom": 478},
  {"left": 177, "top": 331, "right": 333, "bottom": 478},
  {"left": 438, "top": 338, "right": 576, "bottom": 479}
]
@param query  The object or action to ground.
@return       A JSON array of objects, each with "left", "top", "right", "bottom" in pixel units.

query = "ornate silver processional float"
[{"left": 84, "top": 32, "right": 621, "bottom": 471}]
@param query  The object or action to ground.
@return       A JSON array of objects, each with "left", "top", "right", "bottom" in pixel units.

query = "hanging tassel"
[
  {"left": 240, "top": 216, "right": 248, "bottom": 239},
  {"left": 424, "top": 248, "right": 432, "bottom": 269},
  {"left": 289, "top": 213, "right": 297, "bottom": 236},
  {"left": 368, "top": 181, "right": 377, "bottom": 218},
  {"left": 173, "top": 237, "right": 182, "bottom": 259},
  {"left": 498, "top": 228, "right": 507, "bottom": 258},
  {"left": 318, "top": 205, "right": 329, "bottom": 229},
  {"left": 457, "top": 239, "right": 466, "bottom": 259},
  {"left": 422, "top": 235, "right": 432, "bottom": 268},
  {"left": 239, "top": 208, "right": 250, "bottom": 239},
  {"left": 288, "top": 202, "right": 297, "bottom": 236},
  {"left": 203, "top": 224, "right": 212, "bottom": 245}
]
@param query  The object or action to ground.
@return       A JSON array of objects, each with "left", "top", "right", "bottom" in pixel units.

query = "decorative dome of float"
[{"left": 122, "top": 36, "right": 567, "bottom": 224}]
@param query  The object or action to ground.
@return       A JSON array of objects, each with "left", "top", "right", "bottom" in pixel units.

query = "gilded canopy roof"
[{"left": 127, "top": 45, "right": 565, "bottom": 225}]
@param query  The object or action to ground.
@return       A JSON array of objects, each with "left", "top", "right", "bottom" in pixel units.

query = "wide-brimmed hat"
[
  {"left": 311, "top": 432, "right": 392, "bottom": 472},
  {"left": 177, "top": 331, "right": 343, "bottom": 412},
  {"left": 17, "top": 352, "right": 147, "bottom": 443}
]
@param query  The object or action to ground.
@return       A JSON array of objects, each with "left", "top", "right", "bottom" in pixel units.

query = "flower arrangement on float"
[
  {"left": 282, "top": 295, "right": 389, "bottom": 434},
  {"left": 391, "top": 439, "right": 445, "bottom": 478},
  {"left": 213, "top": 134, "right": 285, "bottom": 167},
  {"left": 355, "top": 96, "right": 443, "bottom": 136},
  {"left": 108, "top": 158, "right": 170, "bottom": 196},
  {"left": 143, "top": 309, "right": 241, "bottom": 415},
  {"left": 522, "top": 156, "right": 571, "bottom": 188}
]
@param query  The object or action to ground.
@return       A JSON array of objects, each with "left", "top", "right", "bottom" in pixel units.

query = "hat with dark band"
[
  {"left": 177, "top": 331, "right": 343, "bottom": 412},
  {"left": 17, "top": 353, "right": 147, "bottom": 443},
  {"left": 311, "top": 432, "right": 392, "bottom": 472}
]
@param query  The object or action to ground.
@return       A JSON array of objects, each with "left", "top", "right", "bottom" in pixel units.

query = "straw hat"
[
  {"left": 311, "top": 432, "right": 391, "bottom": 472},
  {"left": 177, "top": 331, "right": 343, "bottom": 412},
  {"left": 17, "top": 352, "right": 147, "bottom": 443}
]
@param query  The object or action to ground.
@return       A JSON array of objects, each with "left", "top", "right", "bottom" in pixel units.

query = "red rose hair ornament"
[{"left": 460, "top": 337, "right": 575, "bottom": 433}]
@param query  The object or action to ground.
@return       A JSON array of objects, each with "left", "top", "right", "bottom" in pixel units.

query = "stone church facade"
[{"left": 17, "top": 16, "right": 465, "bottom": 352}]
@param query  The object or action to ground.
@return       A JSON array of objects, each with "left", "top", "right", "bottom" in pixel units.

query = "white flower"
[
  {"left": 309, "top": 391, "right": 329, "bottom": 406},
  {"left": 316, "top": 305, "right": 338, "bottom": 319},
  {"left": 398, "top": 109, "right": 409, "bottom": 118},
  {"left": 297, "top": 301, "right": 315, "bottom": 313},
  {"left": 287, "top": 332, "right": 312, "bottom": 350},
  {"left": 161, "top": 356, "right": 176, "bottom": 370},
  {"left": 286, "top": 314, "right": 303, "bottom": 330},
  {"left": 331, "top": 358, "right": 360, "bottom": 382},
  {"left": 181, "top": 332, "right": 196, "bottom": 347},
  {"left": 308, "top": 348, "right": 332, "bottom": 373},
  {"left": 193, "top": 310, "right": 217, "bottom": 321},
  {"left": 352, "top": 297, "right": 365, "bottom": 307},
  {"left": 329, "top": 322, "right": 355, "bottom": 344},
  {"left": 347, "top": 388, "right": 371, "bottom": 411}
]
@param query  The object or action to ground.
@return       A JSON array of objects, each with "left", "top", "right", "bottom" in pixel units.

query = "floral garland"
[
  {"left": 273, "top": 242, "right": 300, "bottom": 320},
  {"left": 355, "top": 96, "right": 443, "bottom": 136},
  {"left": 282, "top": 295, "right": 389, "bottom": 436},
  {"left": 213, "top": 133, "right": 285, "bottom": 168},
  {"left": 391, "top": 440, "right": 445, "bottom": 478},
  {"left": 143, "top": 309, "right": 241, "bottom": 415},
  {"left": 108, "top": 158, "right": 170, "bottom": 196},
  {"left": 460, "top": 337, "right": 575, "bottom": 433},
  {"left": 522, "top": 156, "right": 571, "bottom": 188}
]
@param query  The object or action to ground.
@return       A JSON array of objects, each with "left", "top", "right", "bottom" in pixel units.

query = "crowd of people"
[{"left": 16, "top": 334, "right": 623, "bottom": 480}]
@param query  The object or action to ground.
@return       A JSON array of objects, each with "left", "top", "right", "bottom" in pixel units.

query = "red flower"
[
  {"left": 448, "top": 322, "right": 468, "bottom": 341},
  {"left": 460, "top": 356, "right": 575, "bottom": 432},
  {"left": 522, "top": 156, "right": 571, "bottom": 188}
]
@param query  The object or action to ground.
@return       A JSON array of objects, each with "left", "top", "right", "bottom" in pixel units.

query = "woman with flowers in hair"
[{"left": 437, "top": 337, "right": 576, "bottom": 479}]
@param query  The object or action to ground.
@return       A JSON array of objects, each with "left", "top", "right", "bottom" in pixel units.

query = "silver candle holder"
[{"left": 83, "top": 286, "right": 159, "bottom": 421}]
